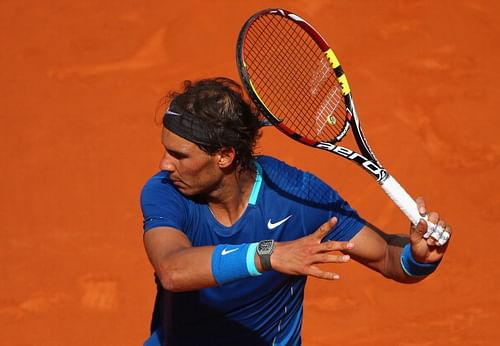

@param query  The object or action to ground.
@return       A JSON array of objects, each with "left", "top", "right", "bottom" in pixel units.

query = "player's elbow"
[{"left": 156, "top": 265, "right": 184, "bottom": 292}]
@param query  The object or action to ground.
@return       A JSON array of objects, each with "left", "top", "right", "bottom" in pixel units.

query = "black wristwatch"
[{"left": 257, "top": 239, "right": 275, "bottom": 271}]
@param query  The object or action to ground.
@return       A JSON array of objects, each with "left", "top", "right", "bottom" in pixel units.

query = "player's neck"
[{"left": 206, "top": 167, "right": 256, "bottom": 227}]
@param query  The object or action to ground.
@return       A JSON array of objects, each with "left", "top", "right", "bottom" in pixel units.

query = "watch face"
[{"left": 258, "top": 240, "right": 274, "bottom": 254}]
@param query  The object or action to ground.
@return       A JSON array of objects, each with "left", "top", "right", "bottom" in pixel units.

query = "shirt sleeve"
[
  {"left": 323, "top": 196, "right": 366, "bottom": 241},
  {"left": 299, "top": 172, "right": 366, "bottom": 242},
  {"left": 140, "top": 171, "right": 188, "bottom": 232}
]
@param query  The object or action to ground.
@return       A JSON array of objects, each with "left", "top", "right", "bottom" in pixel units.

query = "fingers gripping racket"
[{"left": 236, "top": 8, "right": 449, "bottom": 245}]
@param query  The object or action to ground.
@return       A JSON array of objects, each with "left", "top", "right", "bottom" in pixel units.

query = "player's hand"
[
  {"left": 270, "top": 217, "right": 354, "bottom": 280},
  {"left": 409, "top": 197, "right": 452, "bottom": 263}
]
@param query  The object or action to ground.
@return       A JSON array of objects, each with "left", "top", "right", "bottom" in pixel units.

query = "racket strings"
[
  {"left": 316, "top": 84, "right": 342, "bottom": 136},
  {"left": 243, "top": 15, "right": 348, "bottom": 142}
]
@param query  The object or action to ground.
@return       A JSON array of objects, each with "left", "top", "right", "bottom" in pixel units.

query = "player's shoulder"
[
  {"left": 142, "top": 170, "right": 170, "bottom": 189},
  {"left": 256, "top": 155, "right": 336, "bottom": 205},
  {"left": 141, "top": 171, "right": 181, "bottom": 200},
  {"left": 256, "top": 155, "right": 326, "bottom": 185},
  {"left": 256, "top": 155, "right": 304, "bottom": 177}
]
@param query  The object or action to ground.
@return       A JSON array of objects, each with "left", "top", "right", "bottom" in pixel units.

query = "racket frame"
[
  {"left": 237, "top": 8, "right": 385, "bottom": 182},
  {"left": 237, "top": 8, "right": 445, "bottom": 238}
]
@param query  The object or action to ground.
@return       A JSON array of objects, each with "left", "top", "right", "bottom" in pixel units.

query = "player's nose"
[{"left": 159, "top": 153, "right": 174, "bottom": 172}]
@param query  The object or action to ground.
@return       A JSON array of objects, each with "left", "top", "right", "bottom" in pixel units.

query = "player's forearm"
[
  {"left": 383, "top": 241, "right": 425, "bottom": 283},
  {"left": 154, "top": 246, "right": 218, "bottom": 292},
  {"left": 154, "top": 242, "right": 266, "bottom": 292}
]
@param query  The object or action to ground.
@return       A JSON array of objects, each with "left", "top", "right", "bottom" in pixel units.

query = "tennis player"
[{"left": 140, "top": 77, "right": 451, "bottom": 345}]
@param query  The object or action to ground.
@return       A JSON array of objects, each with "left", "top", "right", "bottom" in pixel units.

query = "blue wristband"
[
  {"left": 211, "top": 243, "right": 261, "bottom": 285},
  {"left": 400, "top": 243, "right": 441, "bottom": 277},
  {"left": 246, "top": 242, "right": 261, "bottom": 276}
]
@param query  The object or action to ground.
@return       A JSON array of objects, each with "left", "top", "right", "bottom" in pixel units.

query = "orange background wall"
[{"left": 1, "top": 1, "right": 499, "bottom": 345}]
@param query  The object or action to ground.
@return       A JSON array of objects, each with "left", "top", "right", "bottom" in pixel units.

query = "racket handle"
[
  {"left": 380, "top": 175, "right": 448, "bottom": 246},
  {"left": 380, "top": 175, "right": 433, "bottom": 227},
  {"left": 380, "top": 176, "right": 421, "bottom": 225}
]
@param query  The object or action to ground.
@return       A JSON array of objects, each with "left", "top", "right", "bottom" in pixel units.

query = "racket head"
[{"left": 236, "top": 8, "right": 354, "bottom": 147}]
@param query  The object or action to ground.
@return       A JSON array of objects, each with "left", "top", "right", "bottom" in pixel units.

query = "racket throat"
[{"left": 316, "top": 142, "right": 388, "bottom": 182}]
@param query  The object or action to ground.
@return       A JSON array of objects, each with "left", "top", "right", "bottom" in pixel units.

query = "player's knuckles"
[
  {"left": 320, "top": 241, "right": 336, "bottom": 251},
  {"left": 298, "top": 244, "right": 316, "bottom": 257},
  {"left": 427, "top": 211, "right": 440, "bottom": 223},
  {"left": 315, "top": 218, "right": 337, "bottom": 236},
  {"left": 308, "top": 267, "right": 334, "bottom": 280},
  {"left": 314, "top": 253, "right": 348, "bottom": 264},
  {"left": 332, "top": 254, "right": 350, "bottom": 263},
  {"left": 321, "top": 240, "right": 347, "bottom": 251},
  {"left": 319, "top": 271, "right": 338, "bottom": 280},
  {"left": 415, "top": 196, "right": 426, "bottom": 212},
  {"left": 317, "top": 224, "right": 332, "bottom": 236},
  {"left": 426, "top": 237, "right": 437, "bottom": 246},
  {"left": 314, "top": 253, "right": 331, "bottom": 263},
  {"left": 415, "top": 219, "right": 427, "bottom": 233}
]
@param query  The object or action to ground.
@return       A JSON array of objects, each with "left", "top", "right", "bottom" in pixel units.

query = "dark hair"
[{"left": 164, "top": 77, "right": 262, "bottom": 171}]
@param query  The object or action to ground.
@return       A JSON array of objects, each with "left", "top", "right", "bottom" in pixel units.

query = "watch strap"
[
  {"left": 260, "top": 252, "right": 272, "bottom": 271},
  {"left": 257, "top": 240, "right": 275, "bottom": 271}
]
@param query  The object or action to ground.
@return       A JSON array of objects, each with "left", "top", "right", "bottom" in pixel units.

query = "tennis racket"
[{"left": 236, "top": 8, "right": 448, "bottom": 246}]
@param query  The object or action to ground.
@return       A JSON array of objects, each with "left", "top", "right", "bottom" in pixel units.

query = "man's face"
[{"left": 159, "top": 128, "right": 222, "bottom": 197}]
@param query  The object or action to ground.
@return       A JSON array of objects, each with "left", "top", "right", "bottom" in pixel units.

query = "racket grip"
[
  {"left": 380, "top": 175, "right": 427, "bottom": 226},
  {"left": 381, "top": 176, "right": 448, "bottom": 244}
]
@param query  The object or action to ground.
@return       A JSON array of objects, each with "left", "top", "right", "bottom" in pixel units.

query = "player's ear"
[{"left": 217, "top": 147, "right": 236, "bottom": 168}]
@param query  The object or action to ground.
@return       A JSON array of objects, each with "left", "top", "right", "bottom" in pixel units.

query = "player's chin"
[
  {"left": 171, "top": 180, "right": 190, "bottom": 193},
  {"left": 174, "top": 184, "right": 203, "bottom": 197},
  {"left": 174, "top": 184, "right": 193, "bottom": 195},
  {"left": 175, "top": 179, "right": 218, "bottom": 198}
]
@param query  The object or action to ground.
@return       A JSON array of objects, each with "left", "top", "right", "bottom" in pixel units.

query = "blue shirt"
[{"left": 140, "top": 156, "right": 365, "bottom": 346}]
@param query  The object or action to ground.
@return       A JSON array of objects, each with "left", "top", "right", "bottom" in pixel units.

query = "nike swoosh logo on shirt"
[
  {"left": 267, "top": 215, "right": 293, "bottom": 230},
  {"left": 221, "top": 248, "right": 239, "bottom": 255}
]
